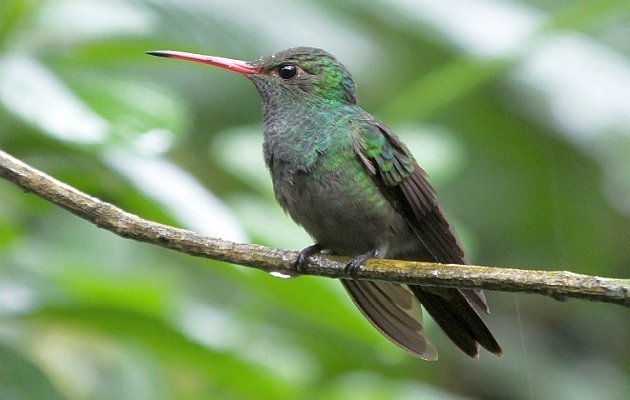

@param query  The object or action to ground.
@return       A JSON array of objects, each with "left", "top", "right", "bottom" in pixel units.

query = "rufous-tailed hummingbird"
[{"left": 147, "top": 47, "right": 502, "bottom": 360}]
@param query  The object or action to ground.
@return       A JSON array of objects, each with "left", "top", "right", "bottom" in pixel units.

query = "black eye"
[{"left": 277, "top": 64, "right": 298, "bottom": 80}]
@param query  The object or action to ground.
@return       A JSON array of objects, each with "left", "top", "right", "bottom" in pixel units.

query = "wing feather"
[{"left": 348, "top": 116, "right": 502, "bottom": 357}]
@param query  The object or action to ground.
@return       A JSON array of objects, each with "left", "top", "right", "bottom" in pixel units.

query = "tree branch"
[{"left": 1, "top": 149, "right": 628, "bottom": 307}]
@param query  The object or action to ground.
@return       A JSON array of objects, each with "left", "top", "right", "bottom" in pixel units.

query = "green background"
[{"left": 1, "top": 0, "right": 629, "bottom": 399}]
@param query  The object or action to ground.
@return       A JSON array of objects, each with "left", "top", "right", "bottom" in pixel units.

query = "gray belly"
[{"left": 272, "top": 168, "right": 419, "bottom": 257}]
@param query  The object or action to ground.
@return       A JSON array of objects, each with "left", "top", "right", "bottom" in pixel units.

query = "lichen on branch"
[{"left": 1, "top": 149, "right": 628, "bottom": 307}]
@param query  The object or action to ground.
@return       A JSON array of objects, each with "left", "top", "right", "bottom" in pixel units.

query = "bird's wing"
[
  {"left": 349, "top": 117, "right": 502, "bottom": 359},
  {"left": 351, "top": 117, "right": 491, "bottom": 313},
  {"left": 350, "top": 116, "right": 466, "bottom": 264}
]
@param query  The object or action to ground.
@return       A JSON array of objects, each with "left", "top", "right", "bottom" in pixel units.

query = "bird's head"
[{"left": 147, "top": 47, "right": 357, "bottom": 107}]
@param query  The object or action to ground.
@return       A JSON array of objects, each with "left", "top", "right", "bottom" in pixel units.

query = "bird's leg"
[
  {"left": 344, "top": 248, "right": 379, "bottom": 279},
  {"left": 294, "top": 243, "right": 323, "bottom": 273}
]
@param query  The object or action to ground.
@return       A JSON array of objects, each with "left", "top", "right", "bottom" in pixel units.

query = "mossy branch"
[{"left": 1, "top": 149, "right": 628, "bottom": 307}]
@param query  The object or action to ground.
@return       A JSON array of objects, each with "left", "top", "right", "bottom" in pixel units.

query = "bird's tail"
[{"left": 410, "top": 286, "right": 503, "bottom": 358}]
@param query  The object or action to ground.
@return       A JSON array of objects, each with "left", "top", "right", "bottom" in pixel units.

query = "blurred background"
[{"left": 1, "top": 0, "right": 629, "bottom": 399}]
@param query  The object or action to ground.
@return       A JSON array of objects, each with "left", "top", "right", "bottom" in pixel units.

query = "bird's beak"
[{"left": 146, "top": 50, "right": 261, "bottom": 75}]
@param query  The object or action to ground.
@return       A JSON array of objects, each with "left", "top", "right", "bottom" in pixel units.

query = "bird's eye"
[{"left": 277, "top": 64, "right": 298, "bottom": 80}]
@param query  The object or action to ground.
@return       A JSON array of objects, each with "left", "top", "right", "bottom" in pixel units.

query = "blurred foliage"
[{"left": 1, "top": 0, "right": 630, "bottom": 399}]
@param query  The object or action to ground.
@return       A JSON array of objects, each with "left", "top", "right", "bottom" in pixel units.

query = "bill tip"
[{"left": 146, "top": 50, "right": 171, "bottom": 58}]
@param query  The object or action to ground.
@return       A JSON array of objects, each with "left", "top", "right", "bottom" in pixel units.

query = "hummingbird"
[{"left": 147, "top": 47, "right": 502, "bottom": 360}]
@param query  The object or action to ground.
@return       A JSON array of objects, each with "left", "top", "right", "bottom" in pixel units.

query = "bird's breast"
[{"left": 270, "top": 153, "right": 418, "bottom": 257}]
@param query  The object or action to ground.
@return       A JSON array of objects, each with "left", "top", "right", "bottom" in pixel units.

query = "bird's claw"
[
  {"left": 294, "top": 243, "right": 322, "bottom": 273},
  {"left": 344, "top": 249, "right": 377, "bottom": 279}
]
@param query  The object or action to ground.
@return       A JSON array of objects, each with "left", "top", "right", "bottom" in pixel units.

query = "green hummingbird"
[{"left": 147, "top": 47, "right": 502, "bottom": 360}]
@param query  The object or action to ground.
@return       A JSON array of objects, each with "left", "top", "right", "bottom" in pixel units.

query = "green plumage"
[
  {"left": 149, "top": 46, "right": 502, "bottom": 360},
  {"left": 248, "top": 48, "right": 501, "bottom": 359}
]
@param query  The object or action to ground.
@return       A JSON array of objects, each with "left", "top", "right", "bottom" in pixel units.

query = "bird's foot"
[
  {"left": 344, "top": 249, "right": 378, "bottom": 279},
  {"left": 294, "top": 243, "right": 323, "bottom": 274}
]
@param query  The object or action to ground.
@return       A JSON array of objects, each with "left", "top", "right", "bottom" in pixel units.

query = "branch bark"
[{"left": 1, "top": 149, "right": 628, "bottom": 307}]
